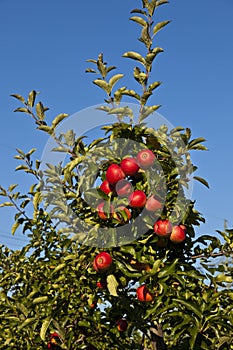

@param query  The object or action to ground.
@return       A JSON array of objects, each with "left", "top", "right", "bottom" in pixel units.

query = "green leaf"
[
  {"left": 52, "top": 263, "right": 66, "bottom": 275},
  {"left": 215, "top": 273, "right": 232, "bottom": 283},
  {"left": 156, "top": 0, "right": 169, "bottom": 7},
  {"left": 13, "top": 107, "right": 30, "bottom": 114},
  {"left": 108, "top": 107, "right": 133, "bottom": 118},
  {"left": 0, "top": 202, "right": 14, "bottom": 207},
  {"left": 130, "top": 16, "right": 147, "bottom": 27},
  {"left": 37, "top": 125, "right": 53, "bottom": 135},
  {"left": 109, "top": 74, "right": 124, "bottom": 89},
  {"left": 8, "top": 184, "right": 18, "bottom": 192},
  {"left": 78, "top": 320, "right": 91, "bottom": 327},
  {"left": 148, "top": 81, "right": 161, "bottom": 92},
  {"left": 32, "top": 296, "right": 49, "bottom": 305},
  {"left": 139, "top": 105, "right": 161, "bottom": 122},
  {"left": 11, "top": 93, "right": 25, "bottom": 103},
  {"left": 40, "top": 317, "right": 52, "bottom": 341},
  {"left": 107, "top": 274, "right": 118, "bottom": 296},
  {"left": 51, "top": 113, "right": 69, "bottom": 129},
  {"left": 85, "top": 68, "right": 97, "bottom": 73},
  {"left": 93, "top": 79, "right": 111, "bottom": 94},
  {"left": 36, "top": 102, "right": 45, "bottom": 120},
  {"left": 158, "top": 259, "right": 178, "bottom": 279},
  {"left": 12, "top": 220, "right": 21, "bottom": 235},
  {"left": 188, "top": 137, "right": 206, "bottom": 148},
  {"left": 122, "top": 51, "right": 146, "bottom": 66},
  {"left": 18, "top": 317, "right": 37, "bottom": 330},
  {"left": 120, "top": 89, "right": 140, "bottom": 101},
  {"left": 33, "top": 191, "right": 42, "bottom": 210},
  {"left": 130, "top": 9, "right": 147, "bottom": 16},
  {"left": 145, "top": 47, "right": 164, "bottom": 67},
  {"left": 173, "top": 298, "right": 203, "bottom": 319},
  {"left": 139, "top": 25, "right": 152, "bottom": 49},
  {"left": 15, "top": 165, "right": 29, "bottom": 171},
  {"left": 193, "top": 176, "right": 209, "bottom": 188},
  {"left": 27, "top": 90, "right": 38, "bottom": 107},
  {"left": 153, "top": 20, "right": 171, "bottom": 36},
  {"left": 86, "top": 59, "right": 97, "bottom": 64}
]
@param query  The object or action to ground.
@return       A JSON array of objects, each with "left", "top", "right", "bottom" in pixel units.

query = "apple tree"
[{"left": 0, "top": 1, "right": 232, "bottom": 349}]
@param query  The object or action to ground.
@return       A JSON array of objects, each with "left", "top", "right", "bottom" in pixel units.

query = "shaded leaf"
[{"left": 193, "top": 176, "right": 209, "bottom": 188}]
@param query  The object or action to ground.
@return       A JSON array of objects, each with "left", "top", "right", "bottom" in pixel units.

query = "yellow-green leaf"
[{"left": 107, "top": 274, "right": 118, "bottom": 296}]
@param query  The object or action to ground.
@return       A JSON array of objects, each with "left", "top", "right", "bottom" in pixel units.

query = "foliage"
[{"left": 0, "top": 1, "right": 232, "bottom": 349}]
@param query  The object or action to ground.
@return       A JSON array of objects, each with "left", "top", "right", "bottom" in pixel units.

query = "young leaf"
[
  {"left": 13, "top": 107, "right": 30, "bottom": 114},
  {"left": 51, "top": 113, "right": 69, "bottom": 129},
  {"left": 130, "top": 9, "right": 147, "bottom": 16},
  {"left": 148, "top": 81, "right": 161, "bottom": 92},
  {"left": 85, "top": 68, "right": 97, "bottom": 73},
  {"left": 153, "top": 20, "right": 171, "bottom": 36},
  {"left": 109, "top": 74, "right": 124, "bottom": 89},
  {"left": 122, "top": 51, "right": 146, "bottom": 66},
  {"left": 11, "top": 93, "right": 25, "bottom": 103},
  {"left": 36, "top": 102, "right": 45, "bottom": 120},
  {"left": 93, "top": 79, "right": 111, "bottom": 94},
  {"left": 130, "top": 16, "right": 147, "bottom": 27},
  {"left": 27, "top": 90, "right": 38, "bottom": 107},
  {"left": 120, "top": 89, "right": 140, "bottom": 101}
]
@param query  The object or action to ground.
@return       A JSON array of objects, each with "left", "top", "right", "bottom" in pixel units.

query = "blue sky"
[{"left": 0, "top": 0, "right": 233, "bottom": 249}]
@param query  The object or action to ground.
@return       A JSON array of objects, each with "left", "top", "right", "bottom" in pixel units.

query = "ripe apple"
[
  {"left": 115, "top": 179, "right": 133, "bottom": 197},
  {"left": 99, "top": 180, "right": 113, "bottom": 195},
  {"left": 48, "top": 333, "right": 60, "bottom": 349},
  {"left": 113, "top": 206, "right": 131, "bottom": 223},
  {"left": 145, "top": 195, "right": 162, "bottom": 212},
  {"left": 170, "top": 225, "right": 186, "bottom": 244},
  {"left": 153, "top": 219, "right": 172, "bottom": 237},
  {"left": 136, "top": 149, "right": 155, "bottom": 169},
  {"left": 128, "top": 190, "right": 147, "bottom": 208},
  {"left": 97, "top": 202, "right": 114, "bottom": 220},
  {"left": 117, "top": 319, "right": 128, "bottom": 332},
  {"left": 96, "top": 280, "right": 107, "bottom": 289},
  {"left": 120, "top": 157, "right": 139, "bottom": 176},
  {"left": 106, "top": 164, "right": 125, "bottom": 185},
  {"left": 136, "top": 285, "right": 154, "bottom": 302},
  {"left": 93, "top": 252, "right": 113, "bottom": 272}
]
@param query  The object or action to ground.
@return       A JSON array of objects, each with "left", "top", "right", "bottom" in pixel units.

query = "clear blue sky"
[{"left": 1, "top": 0, "right": 233, "bottom": 249}]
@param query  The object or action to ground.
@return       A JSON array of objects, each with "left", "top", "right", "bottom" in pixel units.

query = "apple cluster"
[
  {"left": 154, "top": 219, "right": 186, "bottom": 245},
  {"left": 97, "top": 149, "right": 160, "bottom": 222}
]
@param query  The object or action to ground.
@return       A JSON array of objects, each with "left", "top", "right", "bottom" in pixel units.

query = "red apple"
[
  {"left": 128, "top": 190, "right": 147, "bottom": 208},
  {"left": 93, "top": 252, "right": 113, "bottom": 272},
  {"left": 114, "top": 206, "right": 131, "bottom": 222},
  {"left": 48, "top": 333, "right": 60, "bottom": 349},
  {"left": 99, "top": 180, "right": 113, "bottom": 195},
  {"left": 97, "top": 202, "right": 114, "bottom": 220},
  {"left": 153, "top": 219, "right": 172, "bottom": 237},
  {"left": 145, "top": 195, "right": 162, "bottom": 212},
  {"left": 117, "top": 319, "right": 128, "bottom": 332},
  {"left": 136, "top": 285, "right": 154, "bottom": 302},
  {"left": 120, "top": 157, "right": 139, "bottom": 176},
  {"left": 115, "top": 179, "right": 133, "bottom": 197},
  {"left": 170, "top": 225, "right": 186, "bottom": 244},
  {"left": 136, "top": 149, "right": 155, "bottom": 169},
  {"left": 106, "top": 164, "right": 125, "bottom": 185},
  {"left": 96, "top": 280, "right": 107, "bottom": 289}
]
